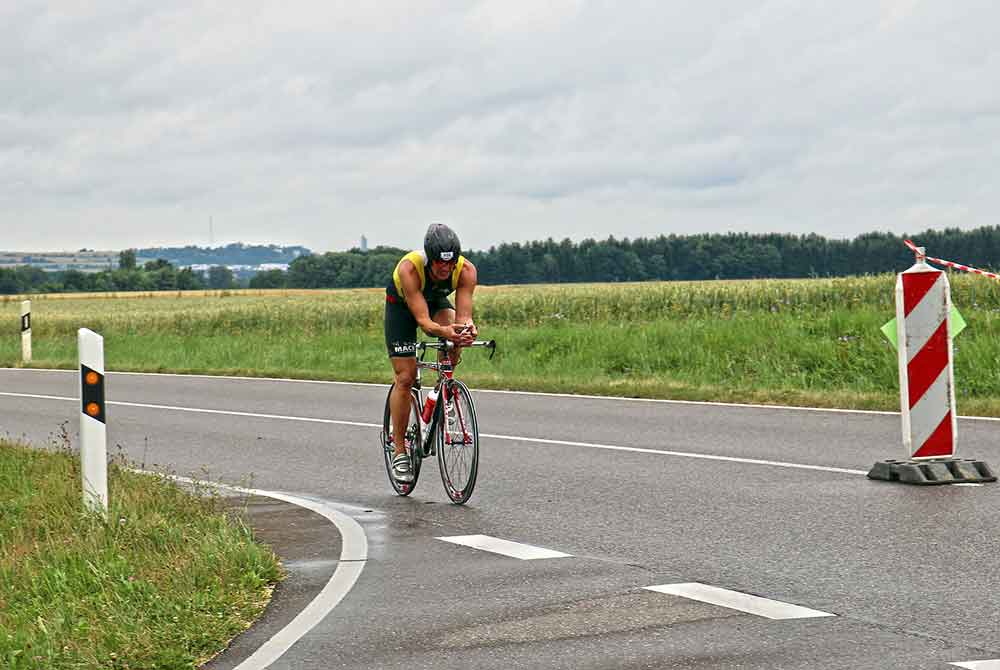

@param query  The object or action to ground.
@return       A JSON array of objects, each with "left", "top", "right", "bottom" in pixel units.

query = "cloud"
[{"left": 1, "top": 1, "right": 999, "bottom": 253}]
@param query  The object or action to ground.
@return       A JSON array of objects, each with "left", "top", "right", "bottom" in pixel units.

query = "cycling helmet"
[{"left": 424, "top": 223, "right": 461, "bottom": 262}]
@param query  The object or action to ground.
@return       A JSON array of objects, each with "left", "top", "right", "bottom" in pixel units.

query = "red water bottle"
[{"left": 421, "top": 385, "right": 440, "bottom": 423}]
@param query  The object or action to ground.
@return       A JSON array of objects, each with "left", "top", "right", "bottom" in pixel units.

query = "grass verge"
[
  {"left": 0, "top": 440, "right": 282, "bottom": 670},
  {"left": 2, "top": 279, "right": 1000, "bottom": 415},
  {"left": 4, "top": 312, "right": 1000, "bottom": 415}
]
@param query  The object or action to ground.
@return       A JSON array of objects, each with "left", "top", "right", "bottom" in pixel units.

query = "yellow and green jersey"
[{"left": 386, "top": 250, "right": 466, "bottom": 304}]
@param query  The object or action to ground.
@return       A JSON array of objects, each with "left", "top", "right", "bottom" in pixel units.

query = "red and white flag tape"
[{"left": 904, "top": 239, "right": 1000, "bottom": 281}]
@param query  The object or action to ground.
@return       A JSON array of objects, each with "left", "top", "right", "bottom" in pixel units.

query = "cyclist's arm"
[
  {"left": 398, "top": 260, "right": 448, "bottom": 338},
  {"left": 454, "top": 261, "right": 478, "bottom": 337}
]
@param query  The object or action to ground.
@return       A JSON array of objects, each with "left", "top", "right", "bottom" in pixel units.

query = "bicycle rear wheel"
[
  {"left": 437, "top": 380, "right": 478, "bottom": 504},
  {"left": 382, "top": 384, "right": 422, "bottom": 495}
]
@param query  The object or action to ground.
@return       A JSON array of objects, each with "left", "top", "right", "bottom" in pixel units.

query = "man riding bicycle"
[{"left": 385, "top": 223, "right": 478, "bottom": 483}]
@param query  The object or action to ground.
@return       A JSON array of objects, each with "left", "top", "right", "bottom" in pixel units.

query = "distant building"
[
  {"left": 360, "top": 235, "right": 368, "bottom": 252},
  {"left": 0, "top": 250, "right": 118, "bottom": 272}
]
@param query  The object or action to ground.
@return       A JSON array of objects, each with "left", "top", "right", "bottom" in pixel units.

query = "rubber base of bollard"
[{"left": 867, "top": 458, "right": 997, "bottom": 485}]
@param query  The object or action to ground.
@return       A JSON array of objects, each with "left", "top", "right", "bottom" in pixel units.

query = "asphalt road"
[{"left": 2, "top": 368, "right": 1000, "bottom": 670}]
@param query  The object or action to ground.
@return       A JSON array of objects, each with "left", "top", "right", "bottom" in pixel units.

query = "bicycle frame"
[
  {"left": 381, "top": 336, "right": 495, "bottom": 503},
  {"left": 415, "top": 338, "right": 494, "bottom": 457}
]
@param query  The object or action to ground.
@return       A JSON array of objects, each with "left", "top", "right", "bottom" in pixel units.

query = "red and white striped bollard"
[{"left": 895, "top": 249, "right": 957, "bottom": 459}]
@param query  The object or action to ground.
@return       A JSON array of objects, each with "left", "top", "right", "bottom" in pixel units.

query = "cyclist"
[{"left": 385, "top": 223, "right": 478, "bottom": 483}]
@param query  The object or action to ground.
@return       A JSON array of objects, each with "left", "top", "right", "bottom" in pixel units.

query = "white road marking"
[
  {"left": 0, "top": 390, "right": 870, "bottom": 476},
  {"left": 951, "top": 661, "right": 1000, "bottom": 669},
  {"left": 480, "top": 432, "right": 870, "bottom": 476},
  {"left": 8, "top": 366, "right": 1000, "bottom": 423},
  {"left": 0, "top": 391, "right": 370, "bottom": 427},
  {"left": 148, "top": 473, "right": 367, "bottom": 670},
  {"left": 436, "top": 535, "right": 571, "bottom": 560},
  {"left": 644, "top": 582, "right": 835, "bottom": 620}
]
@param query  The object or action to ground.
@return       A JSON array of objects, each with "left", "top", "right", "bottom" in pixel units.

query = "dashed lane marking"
[
  {"left": 436, "top": 535, "right": 572, "bottom": 560},
  {"left": 951, "top": 661, "right": 1000, "bottom": 669},
  {"left": 644, "top": 582, "right": 836, "bottom": 620}
]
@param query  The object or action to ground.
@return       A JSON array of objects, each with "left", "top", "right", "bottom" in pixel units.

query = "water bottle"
[{"left": 421, "top": 385, "right": 440, "bottom": 423}]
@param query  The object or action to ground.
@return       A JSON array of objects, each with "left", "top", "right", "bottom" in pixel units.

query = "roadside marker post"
[
  {"left": 79, "top": 328, "right": 108, "bottom": 516},
  {"left": 896, "top": 250, "right": 956, "bottom": 459},
  {"left": 869, "top": 243, "right": 995, "bottom": 485},
  {"left": 20, "top": 300, "right": 31, "bottom": 363}
]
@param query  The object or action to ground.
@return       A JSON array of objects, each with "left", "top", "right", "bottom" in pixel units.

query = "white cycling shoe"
[{"left": 391, "top": 452, "right": 414, "bottom": 483}]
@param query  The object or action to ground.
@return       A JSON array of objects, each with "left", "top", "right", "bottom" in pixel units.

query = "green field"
[
  {"left": 0, "top": 440, "right": 281, "bottom": 669},
  {"left": 2, "top": 275, "right": 1000, "bottom": 415}
]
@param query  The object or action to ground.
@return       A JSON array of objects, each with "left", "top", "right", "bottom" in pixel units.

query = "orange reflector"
[
  {"left": 85, "top": 371, "right": 100, "bottom": 386},
  {"left": 86, "top": 402, "right": 101, "bottom": 417}
]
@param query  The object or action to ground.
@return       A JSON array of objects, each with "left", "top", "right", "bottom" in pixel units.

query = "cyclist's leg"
[
  {"left": 389, "top": 358, "right": 417, "bottom": 456},
  {"left": 385, "top": 296, "right": 419, "bottom": 456}
]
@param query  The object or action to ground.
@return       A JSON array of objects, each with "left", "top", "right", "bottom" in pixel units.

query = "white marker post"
[
  {"left": 79, "top": 328, "right": 108, "bottom": 517},
  {"left": 20, "top": 300, "right": 31, "bottom": 363}
]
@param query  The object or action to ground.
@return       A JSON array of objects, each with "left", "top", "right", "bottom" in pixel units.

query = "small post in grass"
[
  {"left": 20, "top": 300, "right": 31, "bottom": 363},
  {"left": 79, "top": 328, "right": 108, "bottom": 517}
]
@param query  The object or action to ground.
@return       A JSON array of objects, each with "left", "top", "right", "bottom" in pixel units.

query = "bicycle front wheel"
[
  {"left": 382, "top": 384, "right": 422, "bottom": 496},
  {"left": 437, "top": 380, "right": 479, "bottom": 504}
]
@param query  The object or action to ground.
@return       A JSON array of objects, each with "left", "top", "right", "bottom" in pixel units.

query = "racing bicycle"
[{"left": 380, "top": 336, "right": 496, "bottom": 504}]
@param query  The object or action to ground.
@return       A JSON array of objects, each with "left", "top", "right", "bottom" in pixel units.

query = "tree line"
[
  {"left": 3, "top": 227, "right": 1000, "bottom": 295},
  {"left": 251, "top": 226, "right": 1000, "bottom": 289}
]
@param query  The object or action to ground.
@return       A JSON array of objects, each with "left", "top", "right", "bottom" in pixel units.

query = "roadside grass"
[
  {"left": 0, "top": 439, "right": 282, "bottom": 670},
  {"left": 2, "top": 276, "right": 1000, "bottom": 415}
]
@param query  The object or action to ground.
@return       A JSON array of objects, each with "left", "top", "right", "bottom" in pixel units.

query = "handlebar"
[{"left": 418, "top": 339, "right": 497, "bottom": 360}]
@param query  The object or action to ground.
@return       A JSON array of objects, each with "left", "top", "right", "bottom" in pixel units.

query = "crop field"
[{"left": 2, "top": 275, "right": 1000, "bottom": 414}]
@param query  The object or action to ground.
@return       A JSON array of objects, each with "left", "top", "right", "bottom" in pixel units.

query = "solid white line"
[
  {"left": 0, "top": 391, "right": 869, "bottom": 475},
  {"left": 113, "top": 401, "right": 368, "bottom": 427},
  {"left": 476, "top": 388, "right": 903, "bottom": 416},
  {"left": 7, "top": 366, "right": 1000, "bottom": 422},
  {"left": 152, "top": 474, "right": 368, "bottom": 670},
  {"left": 951, "top": 660, "right": 1000, "bottom": 669},
  {"left": 479, "top": 432, "right": 870, "bottom": 476},
  {"left": 0, "top": 391, "right": 374, "bottom": 427},
  {"left": 0, "top": 391, "right": 77, "bottom": 403},
  {"left": 644, "top": 582, "right": 835, "bottom": 620},
  {"left": 436, "top": 535, "right": 571, "bottom": 560},
  {"left": 0, "top": 368, "right": 901, "bottom": 415}
]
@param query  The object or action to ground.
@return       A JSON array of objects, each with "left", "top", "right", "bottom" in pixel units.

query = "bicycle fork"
[{"left": 436, "top": 385, "right": 472, "bottom": 448}]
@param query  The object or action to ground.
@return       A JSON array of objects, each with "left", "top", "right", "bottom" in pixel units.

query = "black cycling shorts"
[{"left": 384, "top": 293, "right": 455, "bottom": 358}]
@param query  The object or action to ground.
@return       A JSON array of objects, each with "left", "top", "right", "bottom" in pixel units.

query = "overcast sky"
[{"left": 3, "top": 1, "right": 999, "bottom": 253}]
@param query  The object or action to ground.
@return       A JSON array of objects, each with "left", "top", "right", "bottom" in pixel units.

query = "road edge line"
[
  {"left": 6, "top": 366, "right": 1000, "bottom": 422},
  {"left": 0, "top": 392, "right": 875, "bottom": 475},
  {"left": 135, "top": 471, "right": 368, "bottom": 670}
]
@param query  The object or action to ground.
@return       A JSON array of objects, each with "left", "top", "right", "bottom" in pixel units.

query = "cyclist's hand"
[
  {"left": 454, "top": 321, "right": 477, "bottom": 345},
  {"left": 441, "top": 323, "right": 471, "bottom": 344}
]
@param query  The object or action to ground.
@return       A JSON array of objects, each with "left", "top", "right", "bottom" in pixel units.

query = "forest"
[{"left": 2, "top": 227, "right": 999, "bottom": 294}]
